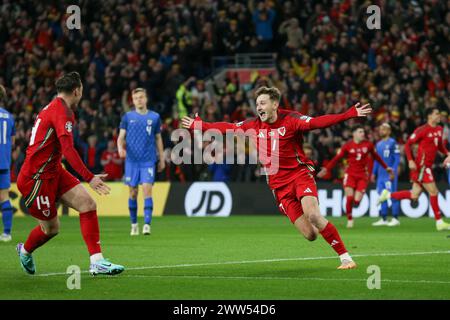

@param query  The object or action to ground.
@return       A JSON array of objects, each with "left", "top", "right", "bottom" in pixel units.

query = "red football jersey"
[
  {"left": 192, "top": 107, "right": 359, "bottom": 189},
  {"left": 326, "top": 140, "right": 387, "bottom": 178},
  {"left": 405, "top": 124, "right": 448, "bottom": 167},
  {"left": 21, "top": 97, "right": 76, "bottom": 180}
]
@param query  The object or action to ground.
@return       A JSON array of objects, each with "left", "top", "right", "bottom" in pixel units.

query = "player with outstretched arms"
[
  {"left": 378, "top": 107, "right": 450, "bottom": 231},
  {"left": 182, "top": 86, "right": 373, "bottom": 270},
  {"left": 371, "top": 123, "right": 401, "bottom": 227},
  {"left": 0, "top": 85, "right": 15, "bottom": 242},
  {"left": 317, "top": 126, "right": 393, "bottom": 228},
  {"left": 16, "top": 72, "right": 124, "bottom": 275},
  {"left": 117, "top": 88, "right": 165, "bottom": 236}
]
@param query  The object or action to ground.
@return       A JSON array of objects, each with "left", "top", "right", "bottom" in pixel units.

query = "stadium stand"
[{"left": 0, "top": 0, "right": 448, "bottom": 183}]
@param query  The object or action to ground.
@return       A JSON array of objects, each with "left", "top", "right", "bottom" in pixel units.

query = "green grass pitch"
[{"left": 1, "top": 215, "right": 449, "bottom": 300}]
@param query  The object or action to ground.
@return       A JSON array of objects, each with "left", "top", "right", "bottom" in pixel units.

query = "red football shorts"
[
  {"left": 17, "top": 169, "right": 80, "bottom": 220},
  {"left": 343, "top": 173, "right": 368, "bottom": 193},
  {"left": 410, "top": 166, "right": 434, "bottom": 184},
  {"left": 273, "top": 169, "right": 318, "bottom": 223}
]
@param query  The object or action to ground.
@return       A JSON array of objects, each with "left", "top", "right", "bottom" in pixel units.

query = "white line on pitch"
[
  {"left": 35, "top": 250, "right": 450, "bottom": 277},
  {"left": 118, "top": 274, "right": 450, "bottom": 285}
]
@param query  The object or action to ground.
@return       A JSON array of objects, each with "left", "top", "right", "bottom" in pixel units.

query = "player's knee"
[
  {"left": 0, "top": 190, "right": 8, "bottom": 203},
  {"left": 80, "top": 197, "right": 97, "bottom": 212},
  {"left": 411, "top": 192, "right": 420, "bottom": 200},
  {"left": 42, "top": 224, "right": 59, "bottom": 237},
  {"left": 304, "top": 232, "right": 317, "bottom": 242},
  {"left": 306, "top": 211, "right": 321, "bottom": 227},
  {"left": 129, "top": 188, "right": 138, "bottom": 199}
]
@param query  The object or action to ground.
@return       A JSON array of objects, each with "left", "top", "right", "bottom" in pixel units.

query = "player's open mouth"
[{"left": 258, "top": 111, "right": 266, "bottom": 118}]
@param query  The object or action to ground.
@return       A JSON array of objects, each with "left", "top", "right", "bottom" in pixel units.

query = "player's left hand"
[
  {"left": 387, "top": 167, "right": 395, "bottom": 180},
  {"left": 354, "top": 102, "right": 372, "bottom": 117},
  {"left": 370, "top": 174, "right": 376, "bottom": 183},
  {"left": 89, "top": 174, "right": 111, "bottom": 195},
  {"left": 158, "top": 159, "right": 166, "bottom": 172}
]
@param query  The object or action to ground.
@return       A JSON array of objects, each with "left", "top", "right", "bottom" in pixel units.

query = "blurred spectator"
[{"left": 1, "top": 0, "right": 449, "bottom": 183}]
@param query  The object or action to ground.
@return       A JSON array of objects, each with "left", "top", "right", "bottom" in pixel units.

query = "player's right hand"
[
  {"left": 317, "top": 168, "right": 327, "bottom": 178},
  {"left": 118, "top": 149, "right": 126, "bottom": 158},
  {"left": 354, "top": 102, "right": 372, "bottom": 117},
  {"left": 408, "top": 160, "right": 417, "bottom": 171},
  {"left": 181, "top": 113, "right": 198, "bottom": 129},
  {"left": 89, "top": 174, "right": 111, "bottom": 195}
]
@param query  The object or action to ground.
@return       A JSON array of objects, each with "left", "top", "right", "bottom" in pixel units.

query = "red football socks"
[
  {"left": 79, "top": 210, "right": 102, "bottom": 255},
  {"left": 429, "top": 195, "right": 442, "bottom": 221},
  {"left": 320, "top": 222, "right": 348, "bottom": 255},
  {"left": 24, "top": 225, "right": 55, "bottom": 253},
  {"left": 345, "top": 196, "right": 354, "bottom": 220},
  {"left": 391, "top": 190, "right": 412, "bottom": 200}
]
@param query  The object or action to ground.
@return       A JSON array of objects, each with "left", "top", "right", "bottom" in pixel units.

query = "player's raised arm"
[
  {"left": 181, "top": 113, "right": 253, "bottom": 134},
  {"left": 294, "top": 103, "right": 372, "bottom": 132}
]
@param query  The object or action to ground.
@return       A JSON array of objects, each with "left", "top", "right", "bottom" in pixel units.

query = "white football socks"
[
  {"left": 339, "top": 252, "right": 353, "bottom": 263},
  {"left": 90, "top": 253, "right": 104, "bottom": 264}
]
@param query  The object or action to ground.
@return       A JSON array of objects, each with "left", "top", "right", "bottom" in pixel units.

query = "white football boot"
[
  {"left": 387, "top": 218, "right": 400, "bottom": 227},
  {"left": 143, "top": 224, "right": 151, "bottom": 235},
  {"left": 372, "top": 219, "right": 388, "bottom": 226},
  {"left": 130, "top": 223, "right": 139, "bottom": 236}
]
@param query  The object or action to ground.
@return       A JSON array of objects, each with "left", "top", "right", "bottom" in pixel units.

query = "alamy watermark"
[
  {"left": 366, "top": 5, "right": 381, "bottom": 30},
  {"left": 66, "top": 5, "right": 81, "bottom": 30},
  {"left": 66, "top": 265, "right": 81, "bottom": 290},
  {"left": 366, "top": 265, "right": 381, "bottom": 289}
]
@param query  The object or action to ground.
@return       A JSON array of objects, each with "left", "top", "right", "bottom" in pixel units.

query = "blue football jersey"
[
  {"left": 119, "top": 109, "right": 161, "bottom": 166},
  {"left": 0, "top": 107, "right": 15, "bottom": 170},
  {"left": 373, "top": 137, "right": 400, "bottom": 179}
]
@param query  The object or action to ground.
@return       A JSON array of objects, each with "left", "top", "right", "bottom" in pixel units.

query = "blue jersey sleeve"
[
  {"left": 392, "top": 141, "right": 400, "bottom": 173},
  {"left": 154, "top": 114, "right": 161, "bottom": 134},
  {"left": 119, "top": 113, "right": 128, "bottom": 130}
]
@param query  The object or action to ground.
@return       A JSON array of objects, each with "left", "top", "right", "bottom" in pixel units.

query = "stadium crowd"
[{"left": 0, "top": 0, "right": 449, "bottom": 184}]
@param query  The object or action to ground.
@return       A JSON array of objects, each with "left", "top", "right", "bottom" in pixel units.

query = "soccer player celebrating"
[
  {"left": 378, "top": 107, "right": 450, "bottom": 231},
  {"left": 182, "top": 86, "right": 373, "bottom": 270},
  {"left": 16, "top": 72, "right": 124, "bottom": 275},
  {"left": 317, "top": 126, "right": 393, "bottom": 228},
  {"left": 371, "top": 123, "right": 401, "bottom": 227},
  {"left": 0, "top": 85, "right": 15, "bottom": 242},
  {"left": 117, "top": 88, "right": 165, "bottom": 236}
]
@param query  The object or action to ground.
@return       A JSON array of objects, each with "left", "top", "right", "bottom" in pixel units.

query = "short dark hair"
[
  {"left": 425, "top": 107, "right": 440, "bottom": 118},
  {"left": 352, "top": 125, "right": 364, "bottom": 132},
  {"left": 55, "top": 72, "right": 82, "bottom": 94},
  {"left": 0, "top": 85, "right": 6, "bottom": 101},
  {"left": 254, "top": 86, "right": 281, "bottom": 103}
]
